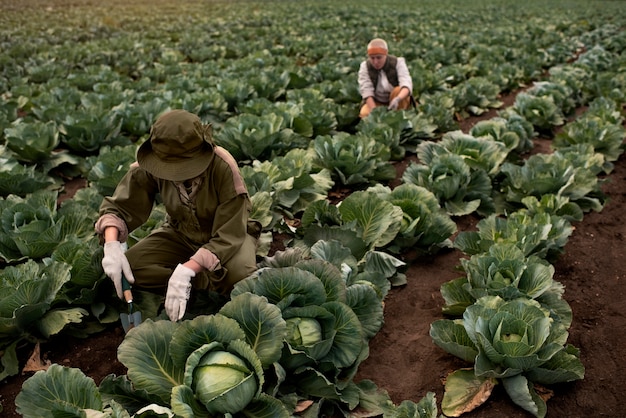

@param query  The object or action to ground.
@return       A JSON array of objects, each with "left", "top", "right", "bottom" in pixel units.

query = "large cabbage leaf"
[{"left": 15, "top": 364, "right": 102, "bottom": 417}]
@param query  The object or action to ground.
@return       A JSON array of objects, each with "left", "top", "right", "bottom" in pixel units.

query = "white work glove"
[
  {"left": 102, "top": 241, "right": 135, "bottom": 299},
  {"left": 388, "top": 97, "right": 401, "bottom": 110},
  {"left": 165, "top": 264, "right": 195, "bottom": 321}
]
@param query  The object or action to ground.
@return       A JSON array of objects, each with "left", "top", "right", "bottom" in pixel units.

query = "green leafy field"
[{"left": 1, "top": 0, "right": 625, "bottom": 416}]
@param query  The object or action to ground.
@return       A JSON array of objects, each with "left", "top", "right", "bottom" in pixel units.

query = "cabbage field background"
[{"left": 1, "top": 0, "right": 625, "bottom": 417}]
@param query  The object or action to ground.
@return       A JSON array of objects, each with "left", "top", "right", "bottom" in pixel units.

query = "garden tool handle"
[{"left": 122, "top": 274, "right": 134, "bottom": 304}]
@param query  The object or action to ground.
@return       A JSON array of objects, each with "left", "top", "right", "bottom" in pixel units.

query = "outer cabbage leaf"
[
  {"left": 501, "top": 374, "right": 547, "bottom": 418},
  {"left": 117, "top": 319, "right": 184, "bottom": 405},
  {"left": 338, "top": 190, "right": 403, "bottom": 249},
  {"left": 231, "top": 266, "right": 327, "bottom": 311},
  {"left": 15, "top": 364, "right": 102, "bottom": 417},
  {"left": 219, "top": 293, "right": 287, "bottom": 367},
  {"left": 344, "top": 283, "right": 384, "bottom": 340},
  {"left": 441, "top": 369, "right": 497, "bottom": 417},
  {"left": 429, "top": 319, "right": 479, "bottom": 363}
]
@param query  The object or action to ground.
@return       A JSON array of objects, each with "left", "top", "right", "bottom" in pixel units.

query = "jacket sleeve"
[
  {"left": 95, "top": 164, "right": 158, "bottom": 241},
  {"left": 191, "top": 194, "right": 252, "bottom": 271},
  {"left": 358, "top": 60, "right": 375, "bottom": 99},
  {"left": 396, "top": 57, "right": 413, "bottom": 93}
]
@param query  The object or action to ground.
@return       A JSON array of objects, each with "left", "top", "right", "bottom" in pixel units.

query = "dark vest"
[{"left": 367, "top": 55, "right": 399, "bottom": 87}]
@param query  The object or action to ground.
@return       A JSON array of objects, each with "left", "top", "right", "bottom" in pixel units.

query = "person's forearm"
[
  {"left": 397, "top": 87, "right": 410, "bottom": 100},
  {"left": 104, "top": 226, "right": 119, "bottom": 243},
  {"left": 183, "top": 259, "right": 204, "bottom": 274},
  {"left": 366, "top": 97, "right": 377, "bottom": 109}
]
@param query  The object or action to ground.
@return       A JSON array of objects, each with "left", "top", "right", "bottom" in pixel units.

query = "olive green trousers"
[{"left": 125, "top": 226, "right": 258, "bottom": 295}]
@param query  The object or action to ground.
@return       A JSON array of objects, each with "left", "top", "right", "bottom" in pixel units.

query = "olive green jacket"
[{"left": 96, "top": 146, "right": 256, "bottom": 271}]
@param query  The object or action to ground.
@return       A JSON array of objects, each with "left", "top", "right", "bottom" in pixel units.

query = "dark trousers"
[{"left": 126, "top": 226, "right": 258, "bottom": 295}]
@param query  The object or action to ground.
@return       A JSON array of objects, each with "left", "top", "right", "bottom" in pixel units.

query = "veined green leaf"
[
  {"left": 118, "top": 319, "right": 184, "bottom": 405},
  {"left": 15, "top": 364, "right": 102, "bottom": 417}
]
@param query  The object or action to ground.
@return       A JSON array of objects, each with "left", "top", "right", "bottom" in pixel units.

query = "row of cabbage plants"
[{"left": 1, "top": 0, "right": 625, "bottom": 417}]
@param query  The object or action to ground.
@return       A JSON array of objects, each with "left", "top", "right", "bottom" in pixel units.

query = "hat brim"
[{"left": 136, "top": 139, "right": 213, "bottom": 181}]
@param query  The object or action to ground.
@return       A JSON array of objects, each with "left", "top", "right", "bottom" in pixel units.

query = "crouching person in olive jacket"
[{"left": 95, "top": 109, "right": 260, "bottom": 321}]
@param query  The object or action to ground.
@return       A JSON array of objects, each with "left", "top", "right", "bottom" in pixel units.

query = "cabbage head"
[
  {"left": 286, "top": 317, "right": 323, "bottom": 347},
  {"left": 178, "top": 339, "right": 264, "bottom": 416},
  {"left": 192, "top": 348, "right": 257, "bottom": 413}
]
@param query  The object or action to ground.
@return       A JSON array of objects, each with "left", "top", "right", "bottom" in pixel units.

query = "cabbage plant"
[
  {"left": 85, "top": 144, "right": 139, "bottom": 197},
  {"left": 439, "top": 243, "right": 572, "bottom": 327},
  {"left": 4, "top": 119, "right": 60, "bottom": 164},
  {"left": 0, "top": 190, "right": 95, "bottom": 263},
  {"left": 499, "top": 151, "right": 606, "bottom": 213},
  {"left": 110, "top": 294, "right": 289, "bottom": 417},
  {"left": 295, "top": 190, "right": 404, "bottom": 259},
  {"left": 231, "top": 253, "right": 388, "bottom": 415},
  {"left": 0, "top": 260, "right": 89, "bottom": 381},
  {"left": 418, "top": 131, "right": 509, "bottom": 176},
  {"left": 366, "top": 183, "right": 457, "bottom": 255},
  {"left": 454, "top": 212, "right": 573, "bottom": 261},
  {"left": 506, "top": 92, "right": 565, "bottom": 131},
  {"left": 311, "top": 132, "right": 395, "bottom": 186},
  {"left": 469, "top": 115, "right": 534, "bottom": 155},
  {"left": 0, "top": 161, "right": 55, "bottom": 198},
  {"left": 58, "top": 108, "right": 126, "bottom": 156},
  {"left": 430, "top": 296, "right": 584, "bottom": 418},
  {"left": 552, "top": 115, "right": 625, "bottom": 167},
  {"left": 241, "top": 147, "right": 334, "bottom": 226},
  {"left": 215, "top": 112, "right": 304, "bottom": 162},
  {"left": 356, "top": 107, "right": 437, "bottom": 158},
  {"left": 402, "top": 152, "right": 494, "bottom": 216},
  {"left": 452, "top": 76, "right": 503, "bottom": 117}
]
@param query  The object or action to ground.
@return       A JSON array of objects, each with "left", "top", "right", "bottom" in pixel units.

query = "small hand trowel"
[{"left": 120, "top": 274, "right": 142, "bottom": 333}]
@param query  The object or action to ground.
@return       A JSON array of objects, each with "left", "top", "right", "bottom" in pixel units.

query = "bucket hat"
[{"left": 137, "top": 110, "right": 214, "bottom": 181}]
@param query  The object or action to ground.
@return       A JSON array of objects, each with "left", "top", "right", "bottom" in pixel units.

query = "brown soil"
[{"left": 1, "top": 103, "right": 625, "bottom": 417}]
